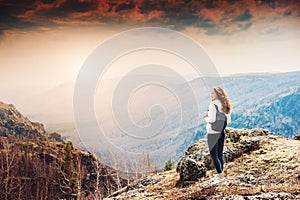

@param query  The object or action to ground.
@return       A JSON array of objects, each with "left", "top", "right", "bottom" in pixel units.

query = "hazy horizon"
[
  {"left": 1, "top": 1, "right": 300, "bottom": 105},
  {"left": 1, "top": 68, "right": 299, "bottom": 104},
  {"left": 2, "top": 69, "right": 299, "bottom": 122}
]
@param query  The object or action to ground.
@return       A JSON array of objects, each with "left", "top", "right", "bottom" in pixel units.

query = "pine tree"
[
  {"left": 63, "top": 141, "right": 74, "bottom": 179},
  {"left": 164, "top": 158, "right": 175, "bottom": 171},
  {"left": 58, "top": 141, "right": 78, "bottom": 198}
]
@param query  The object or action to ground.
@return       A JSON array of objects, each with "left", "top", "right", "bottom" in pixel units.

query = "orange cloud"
[
  {"left": 147, "top": 10, "right": 165, "bottom": 21},
  {"left": 18, "top": 0, "right": 67, "bottom": 18},
  {"left": 70, "top": 11, "right": 95, "bottom": 19},
  {"left": 2, "top": 0, "right": 299, "bottom": 36}
]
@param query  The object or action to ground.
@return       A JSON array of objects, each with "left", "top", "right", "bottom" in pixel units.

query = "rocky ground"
[{"left": 105, "top": 129, "right": 300, "bottom": 199}]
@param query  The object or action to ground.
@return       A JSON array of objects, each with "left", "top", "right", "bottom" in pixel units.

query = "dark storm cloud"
[
  {"left": 17, "top": 0, "right": 97, "bottom": 20},
  {"left": 115, "top": 2, "right": 135, "bottom": 12},
  {"left": 259, "top": 0, "right": 276, "bottom": 8},
  {"left": 0, "top": 1, "right": 37, "bottom": 39},
  {"left": 61, "top": 0, "right": 97, "bottom": 13},
  {"left": 234, "top": 10, "right": 253, "bottom": 21},
  {"left": 167, "top": 14, "right": 200, "bottom": 31},
  {"left": 239, "top": 22, "right": 253, "bottom": 31},
  {"left": 0, "top": 0, "right": 300, "bottom": 36},
  {"left": 197, "top": 19, "right": 216, "bottom": 29},
  {"left": 284, "top": 10, "right": 292, "bottom": 16},
  {"left": 0, "top": 0, "right": 36, "bottom": 29}
]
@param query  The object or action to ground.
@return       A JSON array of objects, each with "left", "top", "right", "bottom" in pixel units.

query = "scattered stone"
[
  {"left": 220, "top": 192, "right": 296, "bottom": 200},
  {"left": 257, "top": 149, "right": 267, "bottom": 154},
  {"left": 278, "top": 158, "right": 290, "bottom": 163},
  {"left": 294, "top": 133, "right": 300, "bottom": 140},
  {"left": 107, "top": 173, "right": 166, "bottom": 199},
  {"left": 139, "top": 175, "right": 162, "bottom": 187},
  {"left": 238, "top": 175, "right": 256, "bottom": 184},
  {"left": 262, "top": 155, "right": 275, "bottom": 163},
  {"left": 268, "top": 135, "right": 278, "bottom": 140}
]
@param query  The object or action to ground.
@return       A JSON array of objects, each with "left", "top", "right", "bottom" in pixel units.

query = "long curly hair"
[{"left": 213, "top": 86, "right": 232, "bottom": 114}]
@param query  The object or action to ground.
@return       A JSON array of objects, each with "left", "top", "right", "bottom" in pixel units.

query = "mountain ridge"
[{"left": 0, "top": 101, "right": 128, "bottom": 199}]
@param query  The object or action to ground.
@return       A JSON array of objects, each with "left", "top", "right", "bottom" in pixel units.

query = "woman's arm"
[
  {"left": 226, "top": 113, "right": 231, "bottom": 124},
  {"left": 204, "top": 103, "right": 216, "bottom": 123}
]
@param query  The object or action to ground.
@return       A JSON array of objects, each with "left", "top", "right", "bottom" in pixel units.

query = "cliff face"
[
  {"left": 0, "top": 101, "right": 127, "bottom": 200},
  {"left": 0, "top": 101, "right": 65, "bottom": 142},
  {"left": 0, "top": 101, "right": 46, "bottom": 137},
  {"left": 106, "top": 128, "right": 300, "bottom": 200}
]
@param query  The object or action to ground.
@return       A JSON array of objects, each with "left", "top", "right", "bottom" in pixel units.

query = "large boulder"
[
  {"left": 176, "top": 139, "right": 209, "bottom": 182},
  {"left": 176, "top": 157, "right": 206, "bottom": 182}
]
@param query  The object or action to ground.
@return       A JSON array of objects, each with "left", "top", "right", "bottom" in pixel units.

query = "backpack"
[{"left": 210, "top": 104, "right": 227, "bottom": 132}]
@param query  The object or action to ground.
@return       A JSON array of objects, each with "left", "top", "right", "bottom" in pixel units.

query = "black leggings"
[{"left": 207, "top": 131, "right": 225, "bottom": 173}]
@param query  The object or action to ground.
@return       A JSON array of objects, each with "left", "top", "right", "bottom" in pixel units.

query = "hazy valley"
[{"left": 11, "top": 71, "right": 300, "bottom": 171}]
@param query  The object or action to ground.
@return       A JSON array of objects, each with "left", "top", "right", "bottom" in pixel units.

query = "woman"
[{"left": 203, "top": 87, "right": 232, "bottom": 185}]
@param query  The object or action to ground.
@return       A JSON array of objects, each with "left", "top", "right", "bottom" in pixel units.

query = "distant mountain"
[
  {"left": 230, "top": 87, "right": 300, "bottom": 138},
  {"left": 222, "top": 71, "right": 300, "bottom": 138},
  {"left": 13, "top": 71, "right": 300, "bottom": 170},
  {"left": 16, "top": 82, "right": 75, "bottom": 124}
]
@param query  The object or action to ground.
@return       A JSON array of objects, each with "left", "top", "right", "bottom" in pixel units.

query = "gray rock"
[
  {"left": 225, "top": 128, "right": 271, "bottom": 143},
  {"left": 176, "top": 157, "right": 207, "bottom": 182},
  {"left": 238, "top": 175, "right": 257, "bottom": 184},
  {"left": 220, "top": 192, "right": 296, "bottom": 200},
  {"left": 184, "top": 139, "right": 209, "bottom": 161},
  {"left": 139, "top": 175, "right": 162, "bottom": 187},
  {"left": 176, "top": 128, "right": 270, "bottom": 183},
  {"left": 106, "top": 173, "right": 166, "bottom": 199}
]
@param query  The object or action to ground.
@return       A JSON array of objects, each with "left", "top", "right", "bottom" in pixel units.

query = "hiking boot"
[
  {"left": 211, "top": 177, "right": 227, "bottom": 185},
  {"left": 211, "top": 174, "right": 219, "bottom": 181}
]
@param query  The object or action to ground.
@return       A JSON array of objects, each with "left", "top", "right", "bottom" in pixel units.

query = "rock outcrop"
[
  {"left": 105, "top": 128, "right": 300, "bottom": 199},
  {"left": 0, "top": 101, "right": 63, "bottom": 142},
  {"left": 176, "top": 128, "right": 271, "bottom": 182}
]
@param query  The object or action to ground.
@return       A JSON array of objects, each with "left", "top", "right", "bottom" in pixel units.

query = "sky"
[{"left": 0, "top": 0, "right": 300, "bottom": 102}]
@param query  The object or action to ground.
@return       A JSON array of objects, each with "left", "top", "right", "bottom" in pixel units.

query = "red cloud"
[
  {"left": 8, "top": 0, "right": 300, "bottom": 34},
  {"left": 18, "top": 0, "right": 67, "bottom": 18}
]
